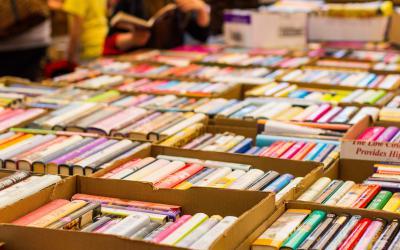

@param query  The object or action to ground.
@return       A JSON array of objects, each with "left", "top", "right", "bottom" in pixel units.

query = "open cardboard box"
[
  {"left": 0, "top": 176, "right": 275, "bottom": 250},
  {"left": 340, "top": 116, "right": 400, "bottom": 162},
  {"left": 238, "top": 200, "right": 400, "bottom": 250},
  {"left": 93, "top": 144, "right": 324, "bottom": 205},
  {"left": 389, "top": 9, "right": 400, "bottom": 47}
]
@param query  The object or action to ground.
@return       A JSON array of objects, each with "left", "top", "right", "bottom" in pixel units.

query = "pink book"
[
  {"left": 280, "top": 142, "right": 306, "bottom": 159},
  {"left": 95, "top": 218, "right": 121, "bottom": 233},
  {"left": 151, "top": 215, "right": 192, "bottom": 243},
  {"left": 357, "top": 127, "right": 386, "bottom": 141},
  {"left": 90, "top": 107, "right": 148, "bottom": 134},
  {"left": 0, "top": 109, "right": 25, "bottom": 122},
  {"left": 0, "top": 109, "right": 45, "bottom": 131},
  {"left": 12, "top": 199, "right": 70, "bottom": 226},
  {"left": 155, "top": 164, "right": 205, "bottom": 189}
]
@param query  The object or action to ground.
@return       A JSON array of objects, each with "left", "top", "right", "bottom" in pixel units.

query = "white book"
[
  {"left": 103, "top": 214, "right": 150, "bottom": 237},
  {"left": 246, "top": 102, "right": 276, "bottom": 119},
  {"left": 161, "top": 213, "right": 209, "bottom": 245},
  {"left": 0, "top": 175, "right": 61, "bottom": 208},
  {"left": 227, "top": 169, "right": 264, "bottom": 190},
  {"left": 74, "top": 139, "right": 133, "bottom": 167},
  {"left": 259, "top": 103, "right": 291, "bottom": 119},
  {"left": 24, "top": 135, "right": 83, "bottom": 163},
  {"left": 140, "top": 160, "right": 185, "bottom": 183},
  {"left": 190, "top": 216, "right": 238, "bottom": 250},
  {"left": 194, "top": 167, "right": 232, "bottom": 187},
  {"left": 124, "top": 159, "right": 170, "bottom": 181},
  {"left": 161, "top": 113, "right": 207, "bottom": 136},
  {"left": 43, "top": 102, "right": 101, "bottom": 127},
  {"left": 276, "top": 177, "right": 303, "bottom": 203},
  {"left": 176, "top": 215, "right": 222, "bottom": 248},
  {"left": 0, "top": 134, "right": 55, "bottom": 160}
]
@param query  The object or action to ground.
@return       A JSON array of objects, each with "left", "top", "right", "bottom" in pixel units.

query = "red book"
[
  {"left": 352, "top": 184, "right": 381, "bottom": 208},
  {"left": 338, "top": 218, "right": 372, "bottom": 250},
  {"left": 12, "top": 199, "right": 70, "bottom": 226},
  {"left": 155, "top": 163, "right": 204, "bottom": 189}
]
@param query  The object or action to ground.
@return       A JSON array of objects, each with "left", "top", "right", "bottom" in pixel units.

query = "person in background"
[
  {"left": 0, "top": 0, "right": 51, "bottom": 81},
  {"left": 104, "top": 0, "right": 211, "bottom": 55},
  {"left": 63, "top": 0, "right": 108, "bottom": 63}
]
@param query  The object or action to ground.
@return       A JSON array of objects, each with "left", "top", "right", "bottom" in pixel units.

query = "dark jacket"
[{"left": 104, "top": 0, "right": 210, "bottom": 55}]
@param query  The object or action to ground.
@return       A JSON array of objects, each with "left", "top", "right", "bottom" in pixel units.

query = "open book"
[{"left": 110, "top": 3, "right": 177, "bottom": 29}]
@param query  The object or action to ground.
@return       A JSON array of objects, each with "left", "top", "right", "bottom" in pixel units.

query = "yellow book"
[
  {"left": 383, "top": 193, "right": 400, "bottom": 212},
  {"left": 274, "top": 85, "right": 297, "bottom": 97},
  {"left": 159, "top": 123, "right": 204, "bottom": 147},
  {"left": 28, "top": 200, "right": 87, "bottom": 228},
  {"left": 252, "top": 209, "right": 310, "bottom": 250},
  {"left": 174, "top": 181, "right": 193, "bottom": 190},
  {"left": 275, "top": 107, "right": 304, "bottom": 121}
]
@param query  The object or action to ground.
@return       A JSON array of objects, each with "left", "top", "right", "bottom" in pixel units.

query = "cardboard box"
[
  {"left": 94, "top": 144, "right": 324, "bottom": 205},
  {"left": 223, "top": 9, "right": 307, "bottom": 49},
  {"left": 0, "top": 170, "right": 64, "bottom": 223},
  {"left": 0, "top": 176, "right": 275, "bottom": 250},
  {"left": 309, "top": 15, "right": 389, "bottom": 42},
  {"left": 238, "top": 200, "right": 400, "bottom": 250},
  {"left": 341, "top": 116, "right": 400, "bottom": 162},
  {"left": 389, "top": 10, "right": 400, "bottom": 46}
]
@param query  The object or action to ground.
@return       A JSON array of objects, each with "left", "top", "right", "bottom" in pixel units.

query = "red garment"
[{"left": 103, "top": 34, "right": 124, "bottom": 56}]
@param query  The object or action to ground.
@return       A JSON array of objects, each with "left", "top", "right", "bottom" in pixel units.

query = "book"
[{"left": 111, "top": 4, "right": 177, "bottom": 29}]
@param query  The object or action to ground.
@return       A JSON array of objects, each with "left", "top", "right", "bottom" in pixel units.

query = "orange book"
[
  {"left": 291, "top": 142, "right": 317, "bottom": 160},
  {"left": 0, "top": 132, "right": 25, "bottom": 147},
  {"left": 0, "top": 134, "right": 33, "bottom": 150}
]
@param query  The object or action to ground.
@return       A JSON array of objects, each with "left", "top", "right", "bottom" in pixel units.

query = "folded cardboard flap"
[
  {"left": 323, "top": 158, "right": 339, "bottom": 180},
  {"left": 0, "top": 176, "right": 275, "bottom": 250},
  {"left": 339, "top": 159, "right": 376, "bottom": 183}
]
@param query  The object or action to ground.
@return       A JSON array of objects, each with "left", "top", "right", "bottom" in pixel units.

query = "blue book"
[
  {"left": 228, "top": 138, "right": 253, "bottom": 154},
  {"left": 303, "top": 143, "right": 327, "bottom": 161}
]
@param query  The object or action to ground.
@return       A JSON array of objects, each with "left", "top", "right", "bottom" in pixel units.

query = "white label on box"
[
  {"left": 308, "top": 16, "right": 389, "bottom": 42},
  {"left": 341, "top": 140, "right": 400, "bottom": 162},
  {"left": 252, "top": 12, "right": 307, "bottom": 49}
]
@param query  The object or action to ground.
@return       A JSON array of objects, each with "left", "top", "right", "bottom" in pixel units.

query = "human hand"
[
  {"left": 132, "top": 29, "right": 151, "bottom": 46},
  {"left": 175, "top": 0, "right": 207, "bottom": 13}
]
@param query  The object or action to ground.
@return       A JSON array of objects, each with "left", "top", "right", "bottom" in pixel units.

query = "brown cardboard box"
[
  {"left": 0, "top": 170, "right": 64, "bottom": 223},
  {"left": 390, "top": 10, "right": 400, "bottom": 46},
  {"left": 238, "top": 200, "right": 400, "bottom": 250},
  {"left": 0, "top": 176, "right": 275, "bottom": 250},
  {"left": 94, "top": 144, "right": 324, "bottom": 204}
]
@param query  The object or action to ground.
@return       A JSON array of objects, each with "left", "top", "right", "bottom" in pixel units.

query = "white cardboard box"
[
  {"left": 223, "top": 9, "right": 307, "bottom": 49},
  {"left": 308, "top": 15, "right": 389, "bottom": 42}
]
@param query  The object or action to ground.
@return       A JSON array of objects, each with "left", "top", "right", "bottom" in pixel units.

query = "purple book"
[
  {"left": 53, "top": 137, "right": 109, "bottom": 165},
  {"left": 376, "top": 127, "right": 400, "bottom": 142}
]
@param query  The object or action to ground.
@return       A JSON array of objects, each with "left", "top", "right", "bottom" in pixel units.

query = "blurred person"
[
  {"left": 0, "top": 0, "right": 51, "bottom": 81},
  {"left": 63, "top": 0, "right": 108, "bottom": 63},
  {"left": 104, "top": 0, "right": 210, "bottom": 55}
]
